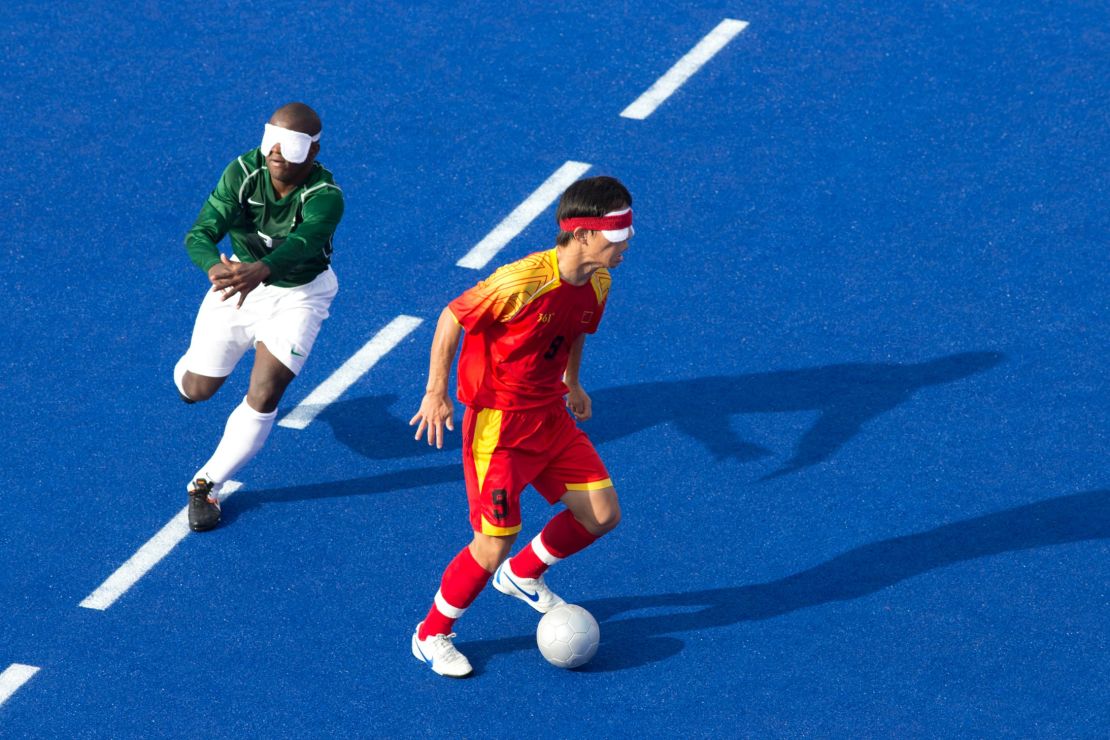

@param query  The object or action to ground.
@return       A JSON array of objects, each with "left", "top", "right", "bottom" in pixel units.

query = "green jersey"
[{"left": 185, "top": 149, "right": 344, "bottom": 287}]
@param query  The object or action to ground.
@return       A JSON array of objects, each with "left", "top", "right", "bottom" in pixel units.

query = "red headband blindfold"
[{"left": 558, "top": 209, "right": 633, "bottom": 233}]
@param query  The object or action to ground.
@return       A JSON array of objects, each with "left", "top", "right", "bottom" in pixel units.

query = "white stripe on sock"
[
  {"left": 532, "top": 533, "right": 562, "bottom": 566},
  {"left": 434, "top": 589, "right": 468, "bottom": 619}
]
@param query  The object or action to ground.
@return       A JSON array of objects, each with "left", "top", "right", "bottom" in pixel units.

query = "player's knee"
[
  {"left": 469, "top": 533, "right": 516, "bottom": 572},
  {"left": 182, "top": 374, "right": 219, "bottom": 402},
  {"left": 246, "top": 384, "right": 283, "bottom": 413},
  {"left": 592, "top": 506, "right": 621, "bottom": 535},
  {"left": 594, "top": 490, "right": 621, "bottom": 534},
  {"left": 185, "top": 388, "right": 216, "bottom": 403},
  {"left": 575, "top": 496, "right": 620, "bottom": 536}
]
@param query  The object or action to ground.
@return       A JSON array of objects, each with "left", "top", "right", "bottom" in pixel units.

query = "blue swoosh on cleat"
[{"left": 500, "top": 569, "right": 540, "bottom": 602}]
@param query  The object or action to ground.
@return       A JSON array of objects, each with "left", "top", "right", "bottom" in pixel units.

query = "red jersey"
[{"left": 448, "top": 248, "right": 611, "bottom": 411}]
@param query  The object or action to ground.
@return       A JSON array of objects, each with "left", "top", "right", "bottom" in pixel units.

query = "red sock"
[
  {"left": 419, "top": 546, "right": 492, "bottom": 639},
  {"left": 510, "top": 509, "right": 599, "bottom": 578}
]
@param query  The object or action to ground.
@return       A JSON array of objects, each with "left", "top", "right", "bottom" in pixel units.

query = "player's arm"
[
  {"left": 184, "top": 159, "right": 245, "bottom": 281},
  {"left": 409, "top": 267, "right": 529, "bottom": 441},
  {"left": 564, "top": 334, "right": 592, "bottom": 421},
  {"left": 214, "top": 186, "right": 343, "bottom": 307},
  {"left": 409, "top": 306, "right": 464, "bottom": 448},
  {"left": 260, "top": 188, "right": 344, "bottom": 282}
]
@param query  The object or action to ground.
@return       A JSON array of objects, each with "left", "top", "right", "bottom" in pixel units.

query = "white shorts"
[{"left": 182, "top": 267, "right": 338, "bottom": 377}]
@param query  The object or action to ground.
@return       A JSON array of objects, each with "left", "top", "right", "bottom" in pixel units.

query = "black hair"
[{"left": 555, "top": 176, "right": 632, "bottom": 246}]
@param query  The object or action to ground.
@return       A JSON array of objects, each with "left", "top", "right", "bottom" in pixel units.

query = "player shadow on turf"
[
  {"left": 219, "top": 465, "right": 459, "bottom": 525},
  {"left": 319, "top": 351, "right": 1004, "bottom": 479},
  {"left": 320, "top": 393, "right": 465, "bottom": 457},
  {"left": 587, "top": 351, "right": 1004, "bottom": 480},
  {"left": 461, "top": 488, "right": 1110, "bottom": 672}
]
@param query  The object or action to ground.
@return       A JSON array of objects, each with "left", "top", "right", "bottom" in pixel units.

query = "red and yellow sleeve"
[{"left": 448, "top": 251, "right": 560, "bottom": 333}]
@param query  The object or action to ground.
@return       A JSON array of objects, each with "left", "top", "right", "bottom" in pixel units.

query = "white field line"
[
  {"left": 620, "top": 18, "right": 749, "bottom": 120},
  {"left": 79, "top": 482, "right": 243, "bottom": 611},
  {"left": 0, "top": 664, "right": 40, "bottom": 707},
  {"left": 456, "top": 161, "right": 592, "bottom": 270},
  {"left": 278, "top": 314, "right": 423, "bottom": 430}
]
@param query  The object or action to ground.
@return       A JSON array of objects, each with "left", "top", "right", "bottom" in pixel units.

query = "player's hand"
[
  {"left": 566, "top": 383, "right": 592, "bottom": 421},
  {"left": 410, "top": 392, "right": 455, "bottom": 448},
  {"left": 210, "top": 254, "right": 271, "bottom": 308},
  {"left": 207, "top": 260, "right": 233, "bottom": 286}
]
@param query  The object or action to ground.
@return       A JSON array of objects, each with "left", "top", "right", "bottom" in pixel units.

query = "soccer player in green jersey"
[{"left": 175, "top": 102, "right": 344, "bottom": 531}]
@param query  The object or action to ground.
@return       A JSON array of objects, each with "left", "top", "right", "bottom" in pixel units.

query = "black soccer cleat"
[{"left": 188, "top": 478, "right": 221, "bottom": 532}]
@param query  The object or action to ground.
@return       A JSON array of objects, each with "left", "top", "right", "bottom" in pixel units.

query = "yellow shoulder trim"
[
  {"left": 484, "top": 251, "right": 554, "bottom": 290},
  {"left": 483, "top": 250, "right": 562, "bottom": 322}
]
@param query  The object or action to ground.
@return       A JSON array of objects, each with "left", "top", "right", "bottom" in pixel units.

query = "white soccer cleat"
[
  {"left": 411, "top": 624, "right": 473, "bottom": 678},
  {"left": 492, "top": 559, "right": 567, "bottom": 613}
]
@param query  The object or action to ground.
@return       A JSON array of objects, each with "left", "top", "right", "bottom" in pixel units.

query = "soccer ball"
[{"left": 536, "top": 604, "right": 600, "bottom": 669}]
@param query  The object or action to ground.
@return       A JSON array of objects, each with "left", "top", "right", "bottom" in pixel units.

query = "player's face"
[
  {"left": 264, "top": 114, "right": 318, "bottom": 184},
  {"left": 585, "top": 230, "right": 629, "bottom": 268}
]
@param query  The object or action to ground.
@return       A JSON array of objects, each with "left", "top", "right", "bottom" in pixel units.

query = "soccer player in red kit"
[{"left": 409, "top": 176, "right": 633, "bottom": 677}]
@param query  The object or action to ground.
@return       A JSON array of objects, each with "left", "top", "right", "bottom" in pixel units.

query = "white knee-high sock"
[
  {"left": 193, "top": 397, "right": 278, "bottom": 486},
  {"left": 174, "top": 355, "right": 191, "bottom": 399}
]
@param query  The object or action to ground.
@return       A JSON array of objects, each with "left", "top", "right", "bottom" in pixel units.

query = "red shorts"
[{"left": 462, "top": 403, "right": 613, "bottom": 536}]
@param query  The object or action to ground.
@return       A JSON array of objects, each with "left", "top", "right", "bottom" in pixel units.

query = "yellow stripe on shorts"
[
  {"left": 565, "top": 478, "right": 615, "bottom": 492},
  {"left": 472, "top": 408, "right": 502, "bottom": 492},
  {"left": 481, "top": 516, "right": 522, "bottom": 536}
]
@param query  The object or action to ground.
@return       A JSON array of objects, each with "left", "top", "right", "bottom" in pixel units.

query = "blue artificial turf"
[{"left": 0, "top": 0, "right": 1107, "bottom": 736}]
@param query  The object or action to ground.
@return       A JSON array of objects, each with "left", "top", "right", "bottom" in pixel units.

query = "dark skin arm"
[{"left": 209, "top": 253, "right": 272, "bottom": 308}]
